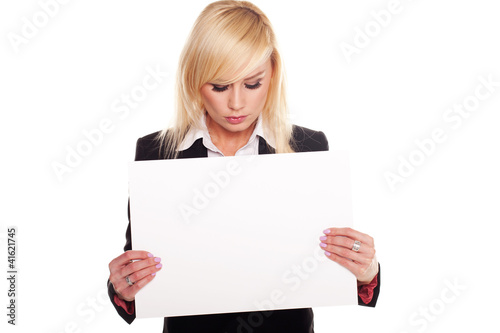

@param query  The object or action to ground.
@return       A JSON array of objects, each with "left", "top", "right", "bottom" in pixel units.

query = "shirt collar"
[{"left": 178, "top": 114, "right": 275, "bottom": 152}]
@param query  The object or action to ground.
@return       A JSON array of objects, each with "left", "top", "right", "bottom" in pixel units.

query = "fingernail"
[
  {"left": 152, "top": 272, "right": 156, "bottom": 277},
  {"left": 325, "top": 251, "right": 331, "bottom": 256},
  {"left": 156, "top": 263, "right": 162, "bottom": 269},
  {"left": 323, "top": 229, "right": 331, "bottom": 234},
  {"left": 154, "top": 257, "right": 161, "bottom": 262},
  {"left": 147, "top": 253, "right": 154, "bottom": 258},
  {"left": 320, "top": 236, "right": 327, "bottom": 241},
  {"left": 320, "top": 243, "right": 327, "bottom": 248}
]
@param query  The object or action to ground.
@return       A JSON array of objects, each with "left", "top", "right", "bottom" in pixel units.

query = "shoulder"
[
  {"left": 291, "top": 125, "right": 329, "bottom": 152},
  {"left": 134, "top": 131, "right": 163, "bottom": 161}
]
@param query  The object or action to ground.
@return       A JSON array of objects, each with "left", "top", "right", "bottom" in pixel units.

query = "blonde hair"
[{"left": 158, "top": 0, "right": 294, "bottom": 158}]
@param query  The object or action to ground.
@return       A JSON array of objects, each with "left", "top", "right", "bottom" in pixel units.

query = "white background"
[{"left": 1, "top": 0, "right": 499, "bottom": 332}]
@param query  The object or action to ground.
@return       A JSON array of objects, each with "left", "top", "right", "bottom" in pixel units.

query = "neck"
[{"left": 206, "top": 114, "right": 257, "bottom": 156}]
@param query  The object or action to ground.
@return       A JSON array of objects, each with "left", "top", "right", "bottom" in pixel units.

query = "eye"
[
  {"left": 212, "top": 84, "right": 229, "bottom": 92},
  {"left": 245, "top": 82, "right": 262, "bottom": 90}
]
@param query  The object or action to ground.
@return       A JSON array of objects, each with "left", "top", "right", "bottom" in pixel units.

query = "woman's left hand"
[{"left": 319, "top": 227, "right": 379, "bottom": 285}]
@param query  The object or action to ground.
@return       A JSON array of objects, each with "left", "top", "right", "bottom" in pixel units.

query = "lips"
[{"left": 225, "top": 116, "right": 247, "bottom": 124}]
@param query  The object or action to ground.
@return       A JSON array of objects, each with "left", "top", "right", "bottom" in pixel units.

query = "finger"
[
  {"left": 109, "top": 250, "right": 154, "bottom": 273},
  {"left": 323, "top": 251, "right": 362, "bottom": 277},
  {"left": 114, "top": 271, "right": 159, "bottom": 302},
  {"left": 323, "top": 227, "right": 374, "bottom": 246},
  {"left": 111, "top": 262, "right": 163, "bottom": 299},
  {"left": 320, "top": 234, "right": 352, "bottom": 249},
  {"left": 127, "top": 272, "right": 158, "bottom": 300},
  {"left": 120, "top": 257, "right": 162, "bottom": 279},
  {"left": 320, "top": 235, "right": 375, "bottom": 256},
  {"left": 319, "top": 242, "right": 369, "bottom": 264},
  {"left": 127, "top": 262, "right": 162, "bottom": 287},
  {"left": 115, "top": 261, "right": 162, "bottom": 293},
  {"left": 326, "top": 250, "right": 378, "bottom": 283}
]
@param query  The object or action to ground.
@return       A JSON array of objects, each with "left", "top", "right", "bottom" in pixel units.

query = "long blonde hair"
[{"left": 158, "top": 0, "right": 293, "bottom": 158}]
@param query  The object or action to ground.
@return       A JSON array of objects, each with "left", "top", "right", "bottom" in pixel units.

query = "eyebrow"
[{"left": 244, "top": 70, "right": 266, "bottom": 81}]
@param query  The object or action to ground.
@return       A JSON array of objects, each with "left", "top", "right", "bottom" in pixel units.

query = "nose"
[{"left": 228, "top": 85, "right": 244, "bottom": 111}]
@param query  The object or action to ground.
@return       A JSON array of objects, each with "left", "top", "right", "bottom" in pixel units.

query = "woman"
[{"left": 108, "top": 1, "right": 380, "bottom": 332}]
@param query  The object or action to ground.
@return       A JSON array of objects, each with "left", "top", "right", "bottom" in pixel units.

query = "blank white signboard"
[{"left": 129, "top": 151, "right": 357, "bottom": 318}]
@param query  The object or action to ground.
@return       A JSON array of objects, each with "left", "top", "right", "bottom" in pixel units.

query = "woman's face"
[{"left": 200, "top": 59, "right": 273, "bottom": 136}]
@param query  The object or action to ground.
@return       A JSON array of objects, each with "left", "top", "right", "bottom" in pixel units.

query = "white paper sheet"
[{"left": 129, "top": 151, "right": 357, "bottom": 318}]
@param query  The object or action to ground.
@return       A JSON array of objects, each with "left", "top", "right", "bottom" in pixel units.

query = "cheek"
[
  {"left": 201, "top": 87, "right": 221, "bottom": 112},
  {"left": 255, "top": 84, "right": 271, "bottom": 107}
]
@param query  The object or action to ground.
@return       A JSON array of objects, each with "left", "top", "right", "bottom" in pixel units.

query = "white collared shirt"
[{"left": 178, "top": 115, "right": 275, "bottom": 157}]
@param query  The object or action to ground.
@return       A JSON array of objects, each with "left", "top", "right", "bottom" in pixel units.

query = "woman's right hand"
[{"left": 108, "top": 250, "right": 162, "bottom": 302}]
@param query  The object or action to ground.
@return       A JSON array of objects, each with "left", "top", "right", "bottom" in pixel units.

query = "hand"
[
  {"left": 108, "top": 250, "right": 163, "bottom": 302},
  {"left": 319, "top": 227, "right": 378, "bottom": 285}
]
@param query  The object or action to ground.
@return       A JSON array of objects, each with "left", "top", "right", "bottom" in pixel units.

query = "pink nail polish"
[
  {"left": 325, "top": 251, "right": 331, "bottom": 256},
  {"left": 147, "top": 253, "right": 154, "bottom": 258},
  {"left": 320, "top": 243, "right": 327, "bottom": 248},
  {"left": 323, "top": 229, "right": 331, "bottom": 234},
  {"left": 320, "top": 236, "right": 327, "bottom": 241},
  {"left": 152, "top": 272, "right": 156, "bottom": 277},
  {"left": 156, "top": 263, "right": 162, "bottom": 269},
  {"left": 154, "top": 257, "right": 161, "bottom": 262}
]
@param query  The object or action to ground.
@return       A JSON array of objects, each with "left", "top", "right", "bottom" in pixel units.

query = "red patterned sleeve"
[
  {"left": 113, "top": 295, "right": 135, "bottom": 315},
  {"left": 358, "top": 274, "right": 378, "bottom": 304}
]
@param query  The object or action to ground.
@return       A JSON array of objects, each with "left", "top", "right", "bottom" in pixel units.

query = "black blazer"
[{"left": 107, "top": 125, "right": 380, "bottom": 333}]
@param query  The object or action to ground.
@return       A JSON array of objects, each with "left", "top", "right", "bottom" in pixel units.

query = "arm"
[
  {"left": 358, "top": 263, "right": 380, "bottom": 307},
  {"left": 107, "top": 136, "right": 163, "bottom": 324},
  {"left": 106, "top": 213, "right": 136, "bottom": 324},
  {"left": 299, "top": 128, "right": 381, "bottom": 307},
  {"left": 320, "top": 227, "right": 380, "bottom": 307}
]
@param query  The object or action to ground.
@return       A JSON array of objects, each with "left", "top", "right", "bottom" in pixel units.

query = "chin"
[{"left": 224, "top": 123, "right": 251, "bottom": 132}]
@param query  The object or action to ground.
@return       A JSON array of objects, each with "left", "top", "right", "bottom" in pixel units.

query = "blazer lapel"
[
  {"left": 258, "top": 136, "right": 275, "bottom": 155},
  {"left": 177, "top": 138, "right": 208, "bottom": 159}
]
